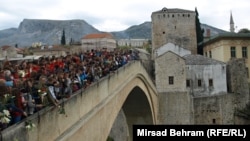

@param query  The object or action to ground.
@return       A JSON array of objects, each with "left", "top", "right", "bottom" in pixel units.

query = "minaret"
[{"left": 230, "top": 11, "right": 235, "bottom": 33}]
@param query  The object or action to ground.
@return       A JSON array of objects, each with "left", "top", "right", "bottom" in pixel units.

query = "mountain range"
[{"left": 0, "top": 19, "right": 228, "bottom": 47}]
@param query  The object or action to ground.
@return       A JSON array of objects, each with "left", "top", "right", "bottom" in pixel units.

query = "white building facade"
[
  {"left": 117, "top": 39, "right": 148, "bottom": 48},
  {"left": 81, "top": 33, "right": 116, "bottom": 51},
  {"left": 154, "top": 43, "right": 228, "bottom": 97},
  {"left": 183, "top": 54, "right": 227, "bottom": 97}
]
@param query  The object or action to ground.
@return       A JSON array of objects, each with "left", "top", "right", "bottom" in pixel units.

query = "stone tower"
[
  {"left": 230, "top": 11, "right": 235, "bottom": 33},
  {"left": 151, "top": 7, "right": 197, "bottom": 59}
]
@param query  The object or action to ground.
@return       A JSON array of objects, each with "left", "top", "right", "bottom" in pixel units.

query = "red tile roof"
[
  {"left": 15, "top": 48, "right": 24, "bottom": 52},
  {"left": 1, "top": 45, "right": 11, "bottom": 50},
  {"left": 1, "top": 45, "right": 24, "bottom": 53},
  {"left": 82, "top": 33, "right": 114, "bottom": 39}
]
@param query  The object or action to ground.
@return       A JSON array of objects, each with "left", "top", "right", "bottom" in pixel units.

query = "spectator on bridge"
[
  {"left": 22, "top": 79, "right": 43, "bottom": 115},
  {"left": 46, "top": 76, "right": 60, "bottom": 107},
  {"left": 0, "top": 48, "right": 140, "bottom": 130},
  {"left": 8, "top": 88, "right": 27, "bottom": 124},
  {"left": 4, "top": 70, "right": 14, "bottom": 92},
  {"left": 37, "top": 75, "right": 49, "bottom": 105},
  {"left": 72, "top": 69, "right": 83, "bottom": 92},
  {"left": 63, "top": 72, "right": 72, "bottom": 98}
]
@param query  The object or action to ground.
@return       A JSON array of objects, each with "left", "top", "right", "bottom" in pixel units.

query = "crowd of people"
[{"left": 0, "top": 48, "right": 139, "bottom": 131}]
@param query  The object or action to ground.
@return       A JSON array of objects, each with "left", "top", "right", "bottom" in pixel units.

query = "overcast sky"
[{"left": 0, "top": 0, "right": 249, "bottom": 32}]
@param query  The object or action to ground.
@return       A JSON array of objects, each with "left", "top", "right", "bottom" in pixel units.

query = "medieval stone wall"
[
  {"left": 194, "top": 94, "right": 235, "bottom": 124},
  {"left": 227, "top": 58, "right": 249, "bottom": 108},
  {"left": 157, "top": 91, "right": 194, "bottom": 124}
]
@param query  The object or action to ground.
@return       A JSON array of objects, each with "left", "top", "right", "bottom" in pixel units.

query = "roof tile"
[{"left": 83, "top": 33, "right": 114, "bottom": 39}]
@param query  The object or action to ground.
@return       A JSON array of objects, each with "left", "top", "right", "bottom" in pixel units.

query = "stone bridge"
[{"left": 1, "top": 61, "right": 158, "bottom": 141}]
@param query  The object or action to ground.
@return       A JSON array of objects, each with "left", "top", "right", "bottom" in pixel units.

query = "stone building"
[
  {"left": 203, "top": 33, "right": 250, "bottom": 82},
  {"left": 151, "top": 7, "right": 197, "bottom": 59},
  {"left": 30, "top": 45, "right": 69, "bottom": 57},
  {"left": 0, "top": 45, "right": 23, "bottom": 58},
  {"left": 154, "top": 42, "right": 230, "bottom": 124},
  {"left": 155, "top": 43, "right": 227, "bottom": 97},
  {"left": 154, "top": 42, "right": 250, "bottom": 124},
  {"left": 183, "top": 54, "right": 227, "bottom": 97},
  {"left": 81, "top": 32, "right": 116, "bottom": 51},
  {"left": 202, "top": 12, "right": 250, "bottom": 82},
  {"left": 117, "top": 39, "right": 148, "bottom": 48},
  {"left": 155, "top": 51, "right": 187, "bottom": 93}
]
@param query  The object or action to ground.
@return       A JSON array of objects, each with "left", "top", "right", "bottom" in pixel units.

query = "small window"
[
  {"left": 242, "top": 47, "right": 248, "bottom": 58},
  {"left": 212, "top": 119, "right": 216, "bottom": 124},
  {"left": 186, "top": 79, "right": 190, "bottom": 87},
  {"left": 163, "top": 31, "right": 165, "bottom": 34},
  {"left": 231, "top": 46, "right": 236, "bottom": 58},
  {"left": 169, "top": 76, "right": 174, "bottom": 85},
  {"left": 209, "top": 79, "right": 213, "bottom": 87},
  {"left": 246, "top": 67, "right": 249, "bottom": 78},
  {"left": 209, "top": 51, "right": 212, "bottom": 58},
  {"left": 198, "top": 79, "right": 202, "bottom": 87}
]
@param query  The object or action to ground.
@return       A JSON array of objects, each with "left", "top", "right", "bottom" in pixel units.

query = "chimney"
[{"left": 206, "top": 29, "right": 211, "bottom": 38}]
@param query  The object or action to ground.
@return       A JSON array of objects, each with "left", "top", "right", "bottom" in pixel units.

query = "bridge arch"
[
  {"left": 120, "top": 85, "right": 155, "bottom": 140},
  {"left": 108, "top": 72, "right": 158, "bottom": 141}
]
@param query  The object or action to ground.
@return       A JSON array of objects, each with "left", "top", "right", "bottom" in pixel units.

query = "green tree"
[
  {"left": 61, "top": 29, "right": 66, "bottom": 45},
  {"left": 238, "top": 28, "right": 250, "bottom": 33},
  {"left": 145, "top": 39, "right": 152, "bottom": 54},
  {"left": 195, "top": 7, "right": 204, "bottom": 55}
]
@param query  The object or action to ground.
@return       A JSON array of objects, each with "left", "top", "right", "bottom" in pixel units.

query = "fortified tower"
[{"left": 151, "top": 7, "right": 197, "bottom": 59}]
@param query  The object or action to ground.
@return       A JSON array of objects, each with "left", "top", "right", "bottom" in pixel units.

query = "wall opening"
[
  {"left": 121, "top": 86, "right": 153, "bottom": 141},
  {"left": 212, "top": 119, "right": 216, "bottom": 124}
]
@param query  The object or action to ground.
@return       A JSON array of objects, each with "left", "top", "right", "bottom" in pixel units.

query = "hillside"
[
  {"left": 111, "top": 21, "right": 151, "bottom": 39},
  {"left": 0, "top": 19, "right": 228, "bottom": 47},
  {"left": 0, "top": 19, "right": 100, "bottom": 47}
]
